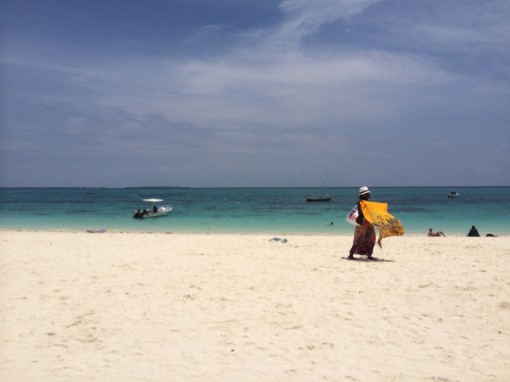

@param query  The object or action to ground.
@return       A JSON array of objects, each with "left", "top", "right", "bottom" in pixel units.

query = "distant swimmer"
[{"left": 428, "top": 228, "right": 446, "bottom": 237}]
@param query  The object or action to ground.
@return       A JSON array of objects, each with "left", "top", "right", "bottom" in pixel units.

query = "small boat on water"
[
  {"left": 447, "top": 191, "right": 460, "bottom": 198},
  {"left": 306, "top": 195, "right": 332, "bottom": 202},
  {"left": 133, "top": 198, "right": 172, "bottom": 218}
]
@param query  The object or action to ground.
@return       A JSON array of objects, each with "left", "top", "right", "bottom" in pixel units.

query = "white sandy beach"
[{"left": 1, "top": 231, "right": 509, "bottom": 382}]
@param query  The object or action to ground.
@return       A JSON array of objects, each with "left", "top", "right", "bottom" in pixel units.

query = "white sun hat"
[{"left": 359, "top": 186, "right": 371, "bottom": 196}]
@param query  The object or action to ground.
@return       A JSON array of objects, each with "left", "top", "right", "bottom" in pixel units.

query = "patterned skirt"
[{"left": 349, "top": 221, "right": 376, "bottom": 256}]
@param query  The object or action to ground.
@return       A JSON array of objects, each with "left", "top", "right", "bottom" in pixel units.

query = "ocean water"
[{"left": 0, "top": 187, "right": 509, "bottom": 236}]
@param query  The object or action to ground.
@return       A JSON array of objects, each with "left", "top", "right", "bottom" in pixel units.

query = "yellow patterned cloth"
[{"left": 360, "top": 200, "right": 404, "bottom": 247}]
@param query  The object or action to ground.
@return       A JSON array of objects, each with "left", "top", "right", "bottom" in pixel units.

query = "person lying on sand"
[{"left": 428, "top": 228, "right": 446, "bottom": 237}]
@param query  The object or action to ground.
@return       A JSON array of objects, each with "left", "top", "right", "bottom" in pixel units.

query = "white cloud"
[
  {"left": 185, "top": 24, "right": 226, "bottom": 44},
  {"left": 249, "top": 0, "right": 380, "bottom": 49},
  {"left": 90, "top": 47, "right": 453, "bottom": 135}
]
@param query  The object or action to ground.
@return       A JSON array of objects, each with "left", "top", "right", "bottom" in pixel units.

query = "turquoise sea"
[{"left": 0, "top": 187, "right": 508, "bottom": 236}]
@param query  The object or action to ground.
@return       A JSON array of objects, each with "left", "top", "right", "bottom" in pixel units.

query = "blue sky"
[{"left": 1, "top": 0, "right": 509, "bottom": 187}]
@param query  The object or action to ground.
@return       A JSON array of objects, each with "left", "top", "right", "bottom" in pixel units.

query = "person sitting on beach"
[
  {"left": 428, "top": 228, "right": 446, "bottom": 237},
  {"left": 467, "top": 225, "right": 480, "bottom": 237}
]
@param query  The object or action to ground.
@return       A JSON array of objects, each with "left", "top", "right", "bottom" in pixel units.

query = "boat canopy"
[{"left": 142, "top": 198, "right": 163, "bottom": 203}]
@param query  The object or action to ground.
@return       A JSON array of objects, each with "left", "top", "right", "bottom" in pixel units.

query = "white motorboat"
[
  {"left": 447, "top": 191, "right": 460, "bottom": 198},
  {"left": 133, "top": 198, "right": 172, "bottom": 218}
]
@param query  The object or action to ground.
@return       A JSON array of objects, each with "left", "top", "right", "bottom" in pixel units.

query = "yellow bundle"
[{"left": 360, "top": 200, "right": 404, "bottom": 247}]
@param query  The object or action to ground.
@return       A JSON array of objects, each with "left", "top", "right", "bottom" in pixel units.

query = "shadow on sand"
[{"left": 341, "top": 256, "right": 395, "bottom": 263}]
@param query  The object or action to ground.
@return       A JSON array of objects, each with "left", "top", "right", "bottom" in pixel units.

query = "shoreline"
[
  {"left": 1, "top": 228, "right": 508, "bottom": 238},
  {"left": 1, "top": 231, "right": 509, "bottom": 381}
]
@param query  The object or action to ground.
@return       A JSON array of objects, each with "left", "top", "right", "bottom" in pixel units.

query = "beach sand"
[{"left": 1, "top": 231, "right": 509, "bottom": 382}]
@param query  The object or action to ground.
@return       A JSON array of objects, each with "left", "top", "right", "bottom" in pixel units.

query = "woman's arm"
[{"left": 355, "top": 201, "right": 364, "bottom": 225}]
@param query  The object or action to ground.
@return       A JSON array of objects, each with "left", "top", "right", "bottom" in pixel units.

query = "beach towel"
[{"left": 360, "top": 200, "right": 404, "bottom": 247}]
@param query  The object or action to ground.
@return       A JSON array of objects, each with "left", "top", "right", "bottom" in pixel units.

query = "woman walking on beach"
[{"left": 348, "top": 186, "right": 376, "bottom": 260}]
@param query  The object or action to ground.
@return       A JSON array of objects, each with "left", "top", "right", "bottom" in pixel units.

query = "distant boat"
[
  {"left": 306, "top": 195, "right": 332, "bottom": 202},
  {"left": 447, "top": 191, "right": 460, "bottom": 198},
  {"left": 133, "top": 198, "right": 172, "bottom": 218}
]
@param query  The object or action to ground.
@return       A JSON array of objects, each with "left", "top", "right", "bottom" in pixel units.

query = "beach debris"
[
  {"left": 269, "top": 237, "right": 288, "bottom": 243},
  {"left": 86, "top": 228, "right": 107, "bottom": 233}
]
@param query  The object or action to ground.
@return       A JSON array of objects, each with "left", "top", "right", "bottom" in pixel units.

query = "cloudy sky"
[{"left": 1, "top": 0, "right": 509, "bottom": 187}]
